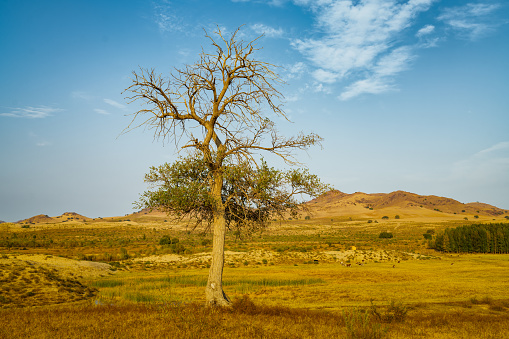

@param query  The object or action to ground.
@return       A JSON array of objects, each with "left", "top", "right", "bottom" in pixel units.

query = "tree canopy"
[{"left": 136, "top": 153, "right": 329, "bottom": 237}]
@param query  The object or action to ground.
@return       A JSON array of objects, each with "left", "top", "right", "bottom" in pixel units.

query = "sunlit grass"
[{"left": 2, "top": 218, "right": 509, "bottom": 338}]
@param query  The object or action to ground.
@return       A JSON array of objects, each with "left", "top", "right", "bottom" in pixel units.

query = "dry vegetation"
[{"left": 1, "top": 206, "right": 509, "bottom": 338}]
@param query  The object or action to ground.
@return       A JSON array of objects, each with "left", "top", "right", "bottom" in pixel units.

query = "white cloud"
[
  {"left": 284, "top": 62, "right": 307, "bottom": 80},
  {"left": 250, "top": 23, "right": 284, "bottom": 38},
  {"left": 103, "top": 99, "right": 126, "bottom": 109},
  {"left": 36, "top": 141, "right": 52, "bottom": 147},
  {"left": 292, "top": 0, "right": 436, "bottom": 99},
  {"left": 71, "top": 91, "right": 94, "bottom": 100},
  {"left": 450, "top": 141, "right": 509, "bottom": 186},
  {"left": 153, "top": 1, "right": 187, "bottom": 33},
  {"left": 312, "top": 69, "right": 338, "bottom": 83},
  {"left": 475, "top": 141, "right": 509, "bottom": 156},
  {"left": 0, "top": 106, "right": 61, "bottom": 118},
  {"left": 373, "top": 46, "right": 414, "bottom": 77},
  {"left": 339, "top": 77, "right": 394, "bottom": 101},
  {"left": 438, "top": 3, "right": 501, "bottom": 40},
  {"left": 416, "top": 24, "right": 435, "bottom": 37},
  {"left": 94, "top": 108, "right": 110, "bottom": 115}
]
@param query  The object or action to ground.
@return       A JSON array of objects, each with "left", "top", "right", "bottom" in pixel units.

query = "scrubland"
[{"left": 1, "top": 215, "right": 509, "bottom": 338}]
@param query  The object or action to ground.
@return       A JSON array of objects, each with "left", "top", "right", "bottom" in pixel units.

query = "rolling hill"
[
  {"left": 12, "top": 191, "right": 508, "bottom": 224},
  {"left": 18, "top": 212, "right": 91, "bottom": 224},
  {"left": 305, "top": 190, "right": 508, "bottom": 220}
]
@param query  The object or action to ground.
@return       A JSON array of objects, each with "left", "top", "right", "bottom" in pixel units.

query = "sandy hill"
[
  {"left": 18, "top": 212, "right": 91, "bottom": 224},
  {"left": 56, "top": 212, "right": 91, "bottom": 222},
  {"left": 18, "top": 214, "right": 56, "bottom": 224},
  {"left": 306, "top": 190, "right": 507, "bottom": 219}
]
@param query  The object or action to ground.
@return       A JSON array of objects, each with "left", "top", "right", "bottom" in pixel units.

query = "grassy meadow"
[{"left": 1, "top": 215, "right": 509, "bottom": 338}]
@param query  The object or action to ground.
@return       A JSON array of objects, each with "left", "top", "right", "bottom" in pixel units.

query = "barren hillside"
[{"left": 306, "top": 190, "right": 508, "bottom": 219}]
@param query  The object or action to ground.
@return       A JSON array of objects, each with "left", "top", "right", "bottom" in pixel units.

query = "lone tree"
[{"left": 124, "top": 27, "right": 329, "bottom": 306}]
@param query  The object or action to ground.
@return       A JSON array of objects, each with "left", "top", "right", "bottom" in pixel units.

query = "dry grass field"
[{"left": 1, "top": 203, "right": 509, "bottom": 338}]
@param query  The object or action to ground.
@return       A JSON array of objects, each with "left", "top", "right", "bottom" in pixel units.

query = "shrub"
[
  {"left": 343, "top": 308, "right": 387, "bottom": 339},
  {"left": 394, "top": 215, "right": 400, "bottom": 219},
  {"left": 379, "top": 232, "right": 393, "bottom": 239},
  {"left": 304, "top": 215, "right": 311, "bottom": 220},
  {"left": 159, "top": 235, "right": 179, "bottom": 246},
  {"left": 381, "top": 216, "right": 389, "bottom": 220},
  {"left": 370, "top": 299, "right": 408, "bottom": 323},
  {"left": 423, "top": 233, "right": 432, "bottom": 240},
  {"left": 120, "top": 248, "right": 129, "bottom": 260},
  {"left": 201, "top": 239, "right": 212, "bottom": 246}
]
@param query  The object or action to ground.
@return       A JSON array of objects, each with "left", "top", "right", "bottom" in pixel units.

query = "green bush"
[
  {"left": 159, "top": 235, "right": 179, "bottom": 246},
  {"left": 381, "top": 216, "right": 389, "bottom": 220},
  {"left": 378, "top": 232, "right": 393, "bottom": 239},
  {"left": 343, "top": 308, "right": 387, "bottom": 339}
]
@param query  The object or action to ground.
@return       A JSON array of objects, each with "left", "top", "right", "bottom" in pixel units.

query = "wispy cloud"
[
  {"left": 153, "top": 1, "right": 188, "bottom": 33},
  {"left": 250, "top": 23, "right": 284, "bottom": 37},
  {"left": 416, "top": 24, "right": 435, "bottom": 37},
  {"left": 283, "top": 62, "right": 307, "bottom": 80},
  {"left": 71, "top": 91, "right": 94, "bottom": 100},
  {"left": 438, "top": 3, "right": 502, "bottom": 40},
  {"left": 94, "top": 108, "right": 110, "bottom": 115},
  {"left": 292, "top": 0, "right": 436, "bottom": 100},
  {"left": 103, "top": 99, "right": 125, "bottom": 109},
  {"left": 451, "top": 141, "right": 509, "bottom": 185},
  {"left": 36, "top": 141, "right": 52, "bottom": 147},
  {"left": 0, "top": 106, "right": 61, "bottom": 118}
]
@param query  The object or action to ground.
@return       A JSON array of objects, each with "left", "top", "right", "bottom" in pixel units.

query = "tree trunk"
[{"left": 205, "top": 170, "right": 231, "bottom": 306}]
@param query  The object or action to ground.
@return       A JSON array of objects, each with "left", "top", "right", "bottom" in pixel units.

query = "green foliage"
[
  {"left": 394, "top": 215, "right": 400, "bottom": 219},
  {"left": 381, "top": 216, "right": 389, "bottom": 220},
  {"left": 137, "top": 154, "right": 330, "bottom": 236},
  {"left": 120, "top": 248, "right": 129, "bottom": 260},
  {"left": 159, "top": 235, "right": 179, "bottom": 246},
  {"left": 343, "top": 308, "right": 387, "bottom": 339},
  {"left": 159, "top": 236, "right": 186, "bottom": 254},
  {"left": 431, "top": 223, "right": 509, "bottom": 253},
  {"left": 378, "top": 232, "right": 393, "bottom": 239}
]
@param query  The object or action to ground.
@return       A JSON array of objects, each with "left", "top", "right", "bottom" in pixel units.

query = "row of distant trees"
[{"left": 428, "top": 223, "right": 509, "bottom": 253}]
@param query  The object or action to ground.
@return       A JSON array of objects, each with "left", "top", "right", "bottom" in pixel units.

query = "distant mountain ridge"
[
  {"left": 10, "top": 191, "right": 508, "bottom": 223},
  {"left": 307, "top": 190, "right": 507, "bottom": 217}
]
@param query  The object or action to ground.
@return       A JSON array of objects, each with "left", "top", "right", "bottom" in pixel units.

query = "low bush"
[{"left": 379, "top": 232, "right": 393, "bottom": 239}]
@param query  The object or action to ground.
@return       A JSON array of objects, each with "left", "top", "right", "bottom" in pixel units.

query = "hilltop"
[
  {"left": 18, "top": 212, "right": 91, "bottom": 224},
  {"left": 306, "top": 190, "right": 508, "bottom": 220}
]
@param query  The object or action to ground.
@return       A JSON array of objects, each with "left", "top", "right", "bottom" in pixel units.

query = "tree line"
[{"left": 428, "top": 223, "right": 509, "bottom": 253}]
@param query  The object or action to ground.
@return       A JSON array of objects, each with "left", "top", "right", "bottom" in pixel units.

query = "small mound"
[
  {"left": 18, "top": 214, "right": 55, "bottom": 224},
  {"left": 0, "top": 259, "right": 97, "bottom": 308}
]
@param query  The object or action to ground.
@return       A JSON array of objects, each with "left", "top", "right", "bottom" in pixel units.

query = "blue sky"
[{"left": 1, "top": 0, "right": 508, "bottom": 222}]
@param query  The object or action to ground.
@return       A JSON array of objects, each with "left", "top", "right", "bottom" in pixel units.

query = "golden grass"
[
  {"left": 0, "top": 259, "right": 97, "bottom": 308},
  {"left": 0, "top": 297, "right": 508, "bottom": 339},
  {"left": 2, "top": 218, "right": 509, "bottom": 338}
]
